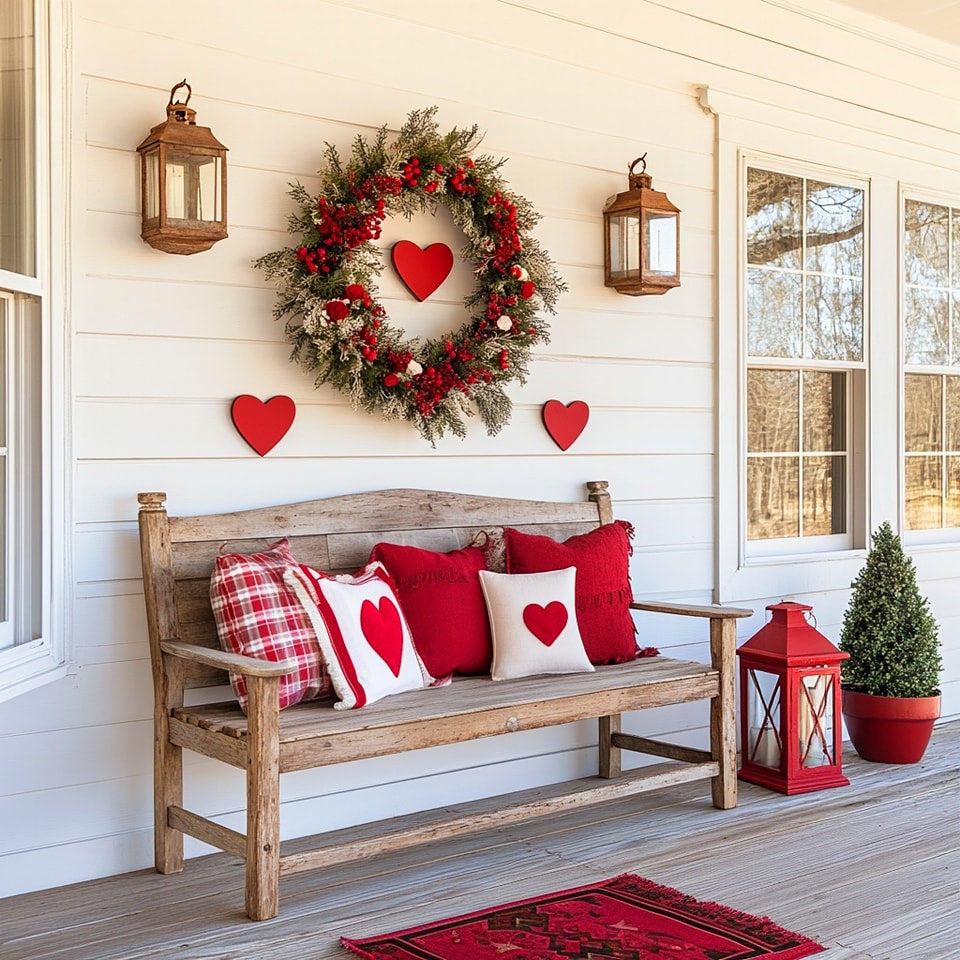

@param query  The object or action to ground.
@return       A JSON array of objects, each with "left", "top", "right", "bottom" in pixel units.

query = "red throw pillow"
[
  {"left": 209, "top": 538, "right": 331, "bottom": 713},
  {"left": 369, "top": 542, "right": 492, "bottom": 676},
  {"left": 504, "top": 522, "right": 638, "bottom": 665}
]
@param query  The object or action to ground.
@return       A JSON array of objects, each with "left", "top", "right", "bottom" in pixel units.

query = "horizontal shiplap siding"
[{"left": 0, "top": 0, "right": 958, "bottom": 899}]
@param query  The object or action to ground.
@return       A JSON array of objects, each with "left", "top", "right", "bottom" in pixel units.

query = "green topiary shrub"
[{"left": 839, "top": 521, "right": 942, "bottom": 698}]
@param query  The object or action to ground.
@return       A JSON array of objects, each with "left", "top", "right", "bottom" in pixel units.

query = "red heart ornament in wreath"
[
  {"left": 255, "top": 107, "right": 565, "bottom": 444},
  {"left": 391, "top": 240, "right": 454, "bottom": 301}
]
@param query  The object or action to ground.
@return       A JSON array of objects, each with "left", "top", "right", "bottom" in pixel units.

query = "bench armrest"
[
  {"left": 630, "top": 600, "right": 753, "bottom": 620},
  {"left": 160, "top": 640, "right": 298, "bottom": 677}
]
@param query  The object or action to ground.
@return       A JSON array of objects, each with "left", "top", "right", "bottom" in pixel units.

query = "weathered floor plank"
[{"left": 1, "top": 722, "right": 957, "bottom": 960}]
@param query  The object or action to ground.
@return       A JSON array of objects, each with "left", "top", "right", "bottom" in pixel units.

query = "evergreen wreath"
[{"left": 255, "top": 107, "right": 565, "bottom": 444}]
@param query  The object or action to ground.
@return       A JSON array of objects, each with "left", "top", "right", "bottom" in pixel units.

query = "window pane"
[
  {"left": 803, "top": 371, "right": 845, "bottom": 452},
  {"left": 747, "top": 268, "right": 802, "bottom": 357},
  {"left": 805, "top": 181, "right": 863, "bottom": 277},
  {"left": 747, "top": 169, "right": 802, "bottom": 269},
  {"left": 952, "top": 209, "right": 960, "bottom": 286},
  {"left": 904, "top": 200, "right": 949, "bottom": 288},
  {"left": 803, "top": 455, "right": 845, "bottom": 535},
  {"left": 948, "top": 376, "right": 960, "bottom": 452},
  {"left": 0, "top": 300, "right": 5, "bottom": 626},
  {"left": 804, "top": 275, "right": 863, "bottom": 361},
  {"left": 953, "top": 295, "right": 960, "bottom": 367},
  {"left": 0, "top": 1, "right": 36, "bottom": 277},
  {"left": 0, "top": 302, "right": 5, "bottom": 447},
  {"left": 905, "top": 374, "right": 942, "bottom": 452},
  {"left": 0, "top": 463, "right": 5, "bottom": 627},
  {"left": 905, "top": 287, "right": 949, "bottom": 365},
  {"left": 905, "top": 456, "right": 942, "bottom": 530},
  {"left": 748, "top": 369, "right": 799, "bottom": 452},
  {"left": 748, "top": 457, "right": 799, "bottom": 539},
  {"left": 948, "top": 457, "right": 960, "bottom": 528}
]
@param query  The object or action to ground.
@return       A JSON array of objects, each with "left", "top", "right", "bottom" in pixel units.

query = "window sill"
[
  {"left": 0, "top": 639, "right": 71, "bottom": 704},
  {"left": 719, "top": 548, "right": 869, "bottom": 603}
]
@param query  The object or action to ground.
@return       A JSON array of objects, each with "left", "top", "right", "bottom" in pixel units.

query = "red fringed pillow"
[
  {"left": 209, "top": 538, "right": 331, "bottom": 713},
  {"left": 504, "top": 521, "right": 638, "bottom": 664},
  {"left": 369, "top": 542, "right": 492, "bottom": 676}
]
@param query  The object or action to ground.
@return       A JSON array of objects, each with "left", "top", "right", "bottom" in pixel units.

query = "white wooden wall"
[{"left": 1, "top": 0, "right": 958, "bottom": 898}]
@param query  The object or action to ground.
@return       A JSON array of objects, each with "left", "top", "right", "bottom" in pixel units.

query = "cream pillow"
[{"left": 478, "top": 567, "right": 594, "bottom": 681}]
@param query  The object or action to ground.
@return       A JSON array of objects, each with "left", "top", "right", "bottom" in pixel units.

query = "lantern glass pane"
[
  {"left": 745, "top": 668, "right": 781, "bottom": 768},
  {"left": 608, "top": 214, "right": 640, "bottom": 278},
  {"left": 165, "top": 152, "right": 221, "bottom": 223},
  {"left": 643, "top": 210, "right": 677, "bottom": 276},
  {"left": 799, "top": 674, "right": 835, "bottom": 767},
  {"left": 144, "top": 149, "right": 160, "bottom": 220}
]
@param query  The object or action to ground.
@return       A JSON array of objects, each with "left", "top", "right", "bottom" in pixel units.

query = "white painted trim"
[
  {"left": 762, "top": 0, "right": 960, "bottom": 68},
  {"left": 0, "top": 0, "right": 74, "bottom": 703}
]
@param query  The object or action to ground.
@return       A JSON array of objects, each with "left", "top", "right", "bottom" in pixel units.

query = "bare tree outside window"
[
  {"left": 903, "top": 200, "right": 960, "bottom": 531},
  {"left": 745, "top": 168, "right": 862, "bottom": 541}
]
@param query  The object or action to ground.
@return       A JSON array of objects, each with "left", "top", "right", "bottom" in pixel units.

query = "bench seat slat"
[{"left": 170, "top": 659, "right": 719, "bottom": 770}]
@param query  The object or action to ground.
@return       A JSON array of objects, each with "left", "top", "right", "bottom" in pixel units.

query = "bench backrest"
[{"left": 138, "top": 481, "right": 614, "bottom": 692}]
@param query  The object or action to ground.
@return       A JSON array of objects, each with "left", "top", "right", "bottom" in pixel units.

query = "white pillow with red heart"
[
  {"left": 478, "top": 567, "right": 594, "bottom": 681},
  {"left": 285, "top": 561, "right": 434, "bottom": 709}
]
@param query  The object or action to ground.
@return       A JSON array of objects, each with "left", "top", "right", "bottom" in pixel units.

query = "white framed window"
[
  {"left": 0, "top": 0, "right": 69, "bottom": 702},
  {"left": 715, "top": 133, "right": 875, "bottom": 601},
  {"left": 901, "top": 194, "right": 960, "bottom": 541},
  {"left": 743, "top": 163, "right": 867, "bottom": 558}
]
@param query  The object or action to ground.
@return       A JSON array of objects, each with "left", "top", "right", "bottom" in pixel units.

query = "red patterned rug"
[{"left": 342, "top": 874, "right": 824, "bottom": 960}]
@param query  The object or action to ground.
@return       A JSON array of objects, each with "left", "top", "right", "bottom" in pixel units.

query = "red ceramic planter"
[{"left": 841, "top": 688, "right": 940, "bottom": 764}]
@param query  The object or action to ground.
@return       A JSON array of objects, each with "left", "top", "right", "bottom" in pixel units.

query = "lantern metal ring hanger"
[{"left": 137, "top": 79, "right": 229, "bottom": 255}]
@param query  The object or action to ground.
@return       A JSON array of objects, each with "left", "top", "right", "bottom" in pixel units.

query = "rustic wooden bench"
[{"left": 138, "top": 480, "right": 752, "bottom": 921}]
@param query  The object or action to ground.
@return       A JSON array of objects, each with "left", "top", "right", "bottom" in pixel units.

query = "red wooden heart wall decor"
[
  {"left": 231, "top": 395, "right": 296, "bottom": 456},
  {"left": 542, "top": 400, "right": 590, "bottom": 451},
  {"left": 391, "top": 241, "right": 454, "bottom": 301}
]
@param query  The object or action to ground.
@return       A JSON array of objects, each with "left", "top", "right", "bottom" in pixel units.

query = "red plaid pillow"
[{"left": 209, "top": 539, "right": 331, "bottom": 713}]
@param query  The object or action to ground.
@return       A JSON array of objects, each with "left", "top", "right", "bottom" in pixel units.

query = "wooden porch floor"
[{"left": 2, "top": 721, "right": 957, "bottom": 960}]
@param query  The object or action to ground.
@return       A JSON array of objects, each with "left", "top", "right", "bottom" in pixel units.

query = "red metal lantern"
[{"left": 737, "top": 602, "right": 849, "bottom": 795}]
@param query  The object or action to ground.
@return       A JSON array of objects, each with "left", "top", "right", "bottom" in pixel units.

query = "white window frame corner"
[{"left": 0, "top": 0, "right": 73, "bottom": 703}]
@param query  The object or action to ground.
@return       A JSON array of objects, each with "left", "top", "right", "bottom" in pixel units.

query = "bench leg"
[
  {"left": 155, "top": 658, "right": 184, "bottom": 875},
  {"left": 245, "top": 675, "right": 282, "bottom": 921},
  {"left": 709, "top": 617, "right": 738, "bottom": 809},
  {"left": 598, "top": 714, "right": 622, "bottom": 778}
]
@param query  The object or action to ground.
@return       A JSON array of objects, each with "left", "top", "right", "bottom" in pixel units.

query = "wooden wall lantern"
[
  {"left": 136, "top": 80, "right": 228, "bottom": 255},
  {"left": 603, "top": 154, "right": 680, "bottom": 296}
]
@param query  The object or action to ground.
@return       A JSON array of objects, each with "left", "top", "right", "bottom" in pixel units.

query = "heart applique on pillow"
[
  {"left": 522, "top": 601, "right": 568, "bottom": 647},
  {"left": 478, "top": 567, "right": 594, "bottom": 681},
  {"left": 285, "top": 561, "right": 434, "bottom": 709}
]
